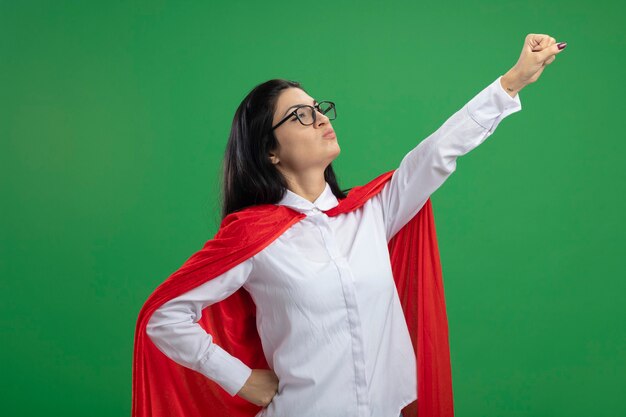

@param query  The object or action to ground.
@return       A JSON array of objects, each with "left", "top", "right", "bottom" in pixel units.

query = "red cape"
[{"left": 132, "top": 169, "right": 454, "bottom": 417}]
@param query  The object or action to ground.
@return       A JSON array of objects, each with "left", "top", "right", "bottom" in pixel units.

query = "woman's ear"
[{"left": 268, "top": 152, "right": 279, "bottom": 165}]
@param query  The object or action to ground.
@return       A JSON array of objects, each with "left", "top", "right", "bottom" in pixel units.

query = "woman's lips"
[{"left": 323, "top": 130, "right": 336, "bottom": 139}]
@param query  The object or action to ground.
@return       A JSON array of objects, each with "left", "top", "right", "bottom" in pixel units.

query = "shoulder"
[{"left": 215, "top": 204, "right": 305, "bottom": 240}]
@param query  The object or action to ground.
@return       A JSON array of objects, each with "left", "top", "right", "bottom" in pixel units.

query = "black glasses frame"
[{"left": 271, "top": 101, "right": 336, "bottom": 130}]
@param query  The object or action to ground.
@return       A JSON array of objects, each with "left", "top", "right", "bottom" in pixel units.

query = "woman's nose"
[{"left": 315, "top": 110, "right": 329, "bottom": 127}]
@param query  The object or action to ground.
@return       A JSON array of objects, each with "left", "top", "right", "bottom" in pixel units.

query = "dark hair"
[{"left": 220, "top": 79, "right": 348, "bottom": 220}]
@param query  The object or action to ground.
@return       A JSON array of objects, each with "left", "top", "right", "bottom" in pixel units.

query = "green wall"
[{"left": 2, "top": 1, "right": 625, "bottom": 416}]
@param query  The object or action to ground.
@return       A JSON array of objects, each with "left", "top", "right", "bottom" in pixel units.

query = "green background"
[{"left": 2, "top": 1, "right": 625, "bottom": 416}]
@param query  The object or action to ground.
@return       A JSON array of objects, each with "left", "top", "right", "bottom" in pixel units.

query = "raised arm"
[
  {"left": 378, "top": 33, "right": 567, "bottom": 240},
  {"left": 379, "top": 75, "right": 522, "bottom": 241},
  {"left": 146, "top": 258, "right": 254, "bottom": 397}
]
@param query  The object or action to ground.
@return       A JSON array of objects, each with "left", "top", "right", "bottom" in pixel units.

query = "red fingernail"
[{"left": 557, "top": 42, "right": 567, "bottom": 50}]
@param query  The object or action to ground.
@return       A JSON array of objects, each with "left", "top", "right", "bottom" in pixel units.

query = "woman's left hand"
[{"left": 501, "top": 33, "right": 567, "bottom": 95}]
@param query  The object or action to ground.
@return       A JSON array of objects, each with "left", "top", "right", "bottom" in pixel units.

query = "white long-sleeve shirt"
[{"left": 146, "top": 75, "right": 522, "bottom": 417}]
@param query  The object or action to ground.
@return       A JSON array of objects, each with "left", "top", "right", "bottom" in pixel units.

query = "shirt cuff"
[
  {"left": 466, "top": 75, "right": 522, "bottom": 132},
  {"left": 196, "top": 343, "right": 253, "bottom": 396}
]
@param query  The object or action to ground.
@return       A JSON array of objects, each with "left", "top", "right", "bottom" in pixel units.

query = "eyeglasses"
[{"left": 272, "top": 101, "right": 336, "bottom": 130}]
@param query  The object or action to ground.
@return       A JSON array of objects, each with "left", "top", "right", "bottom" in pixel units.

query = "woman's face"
[{"left": 269, "top": 87, "right": 340, "bottom": 174}]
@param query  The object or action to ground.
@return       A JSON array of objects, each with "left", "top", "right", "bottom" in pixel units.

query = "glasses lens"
[
  {"left": 318, "top": 102, "right": 336, "bottom": 120},
  {"left": 296, "top": 106, "right": 315, "bottom": 125}
]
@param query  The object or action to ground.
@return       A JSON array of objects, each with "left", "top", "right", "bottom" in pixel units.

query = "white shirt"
[{"left": 146, "top": 75, "right": 522, "bottom": 417}]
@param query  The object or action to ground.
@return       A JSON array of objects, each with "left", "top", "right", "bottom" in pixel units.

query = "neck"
[{"left": 280, "top": 167, "right": 327, "bottom": 203}]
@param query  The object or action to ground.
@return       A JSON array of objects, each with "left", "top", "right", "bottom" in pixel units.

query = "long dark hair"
[{"left": 220, "top": 79, "right": 348, "bottom": 220}]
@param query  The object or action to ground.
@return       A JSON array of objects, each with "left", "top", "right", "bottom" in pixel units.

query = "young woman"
[{"left": 133, "top": 34, "right": 566, "bottom": 417}]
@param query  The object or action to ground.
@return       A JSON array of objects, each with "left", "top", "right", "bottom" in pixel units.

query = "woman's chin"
[{"left": 328, "top": 143, "right": 340, "bottom": 158}]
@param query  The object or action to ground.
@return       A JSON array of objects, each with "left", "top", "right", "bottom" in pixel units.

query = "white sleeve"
[
  {"left": 379, "top": 75, "right": 522, "bottom": 240},
  {"left": 146, "top": 257, "right": 254, "bottom": 396}
]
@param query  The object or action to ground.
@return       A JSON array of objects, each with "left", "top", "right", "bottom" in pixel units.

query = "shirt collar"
[{"left": 276, "top": 182, "right": 339, "bottom": 214}]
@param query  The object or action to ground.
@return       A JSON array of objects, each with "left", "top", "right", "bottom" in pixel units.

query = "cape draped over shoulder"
[{"left": 131, "top": 169, "right": 454, "bottom": 417}]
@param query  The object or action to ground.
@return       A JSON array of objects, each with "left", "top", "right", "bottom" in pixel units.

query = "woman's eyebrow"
[{"left": 282, "top": 99, "right": 318, "bottom": 117}]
